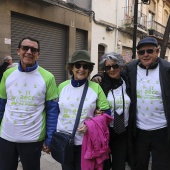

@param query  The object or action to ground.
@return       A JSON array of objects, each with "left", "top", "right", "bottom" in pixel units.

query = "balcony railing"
[
  {"left": 147, "top": 20, "right": 170, "bottom": 41},
  {"left": 122, "top": 6, "right": 147, "bottom": 31},
  {"left": 147, "top": 20, "right": 165, "bottom": 35}
]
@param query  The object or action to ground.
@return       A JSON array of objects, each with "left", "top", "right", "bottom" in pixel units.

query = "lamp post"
[
  {"left": 132, "top": 0, "right": 138, "bottom": 59},
  {"left": 132, "top": 0, "right": 150, "bottom": 59}
]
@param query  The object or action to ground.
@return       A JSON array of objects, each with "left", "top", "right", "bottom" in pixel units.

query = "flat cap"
[{"left": 136, "top": 37, "right": 158, "bottom": 49}]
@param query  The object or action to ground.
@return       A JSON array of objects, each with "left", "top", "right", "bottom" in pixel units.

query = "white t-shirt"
[
  {"left": 0, "top": 66, "right": 58, "bottom": 142},
  {"left": 107, "top": 79, "right": 130, "bottom": 127},
  {"left": 57, "top": 80, "right": 110, "bottom": 145},
  {"left": 136, "top": 65, "right": 167, "bottom": 130}
]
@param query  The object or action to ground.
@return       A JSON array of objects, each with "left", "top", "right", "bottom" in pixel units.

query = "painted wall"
[{"left": 90, "top": 0, "right": 127, "bottom": 76}]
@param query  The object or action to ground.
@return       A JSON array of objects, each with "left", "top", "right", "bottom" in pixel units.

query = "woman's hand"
[
  {"left": 77, "top": 124, "right": 88, "bottom": 134},
  {"left": 94, "top": 109, "right": 104, "bottom": 116}
]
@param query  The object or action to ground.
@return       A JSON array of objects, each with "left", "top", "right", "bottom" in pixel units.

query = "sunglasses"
[
  {"left": 105, "top": 64, "right": 119, "bottom": 71},
  {"left": 20, "top": 45, "right": 39, "bottom": 53},
  {"left": 137, "top": 48, "right": 156, "bottom": 55},
  {"left": 74, "top": 63, "right": 90, "bottom": 70}
]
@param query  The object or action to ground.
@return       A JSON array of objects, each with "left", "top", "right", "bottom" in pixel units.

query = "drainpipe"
[{"left": 115, "top": 0, "right": 118, "bottom": 52}]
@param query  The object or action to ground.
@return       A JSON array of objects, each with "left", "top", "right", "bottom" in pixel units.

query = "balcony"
[
  {"left": 122, "top": 6, "right": 147, "bottom": 36},
  {"left": 147, "top": 20, "right": 170, "bottom": 48}
]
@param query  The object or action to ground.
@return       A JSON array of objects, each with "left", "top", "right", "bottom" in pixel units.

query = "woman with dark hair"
[
  {"left": 56, "top": 50, "right": 111, "bottom": 170},
  {"left": 92, "top": 52, "right": 131, "bottom": 170}
]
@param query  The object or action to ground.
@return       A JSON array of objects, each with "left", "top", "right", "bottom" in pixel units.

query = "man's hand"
[
  {"left": 91, "top": 76, "right": 102, "bottom": 84},
  {"left": 42, "top": 142, "right": 51, "bottom": 154}
]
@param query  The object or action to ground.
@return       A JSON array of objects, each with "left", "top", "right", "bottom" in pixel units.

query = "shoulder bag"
[{"left": 51, "top": 80, "right": 88, "bottom": 164}]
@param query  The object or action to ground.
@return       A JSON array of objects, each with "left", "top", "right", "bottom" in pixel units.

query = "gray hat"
[
  {"left": 136, "top": 37, "right": 158, "bottom": 49},
  {"left": 68, "top": 50, "right": 95, "bottom": 65},
  {"left": 99, "top": 52, "right": 125, "bottom": 69}
]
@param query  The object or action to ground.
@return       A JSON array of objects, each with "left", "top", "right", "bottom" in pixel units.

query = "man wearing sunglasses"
[
  {"left": 125, "top": 37, "right": 170, "bottom": 170},
  {"left": 92, "top": 37, "right": 170, "bottom": 170},
  {"left": 0, "top": 36, "right": 58, "bottom": 170}
]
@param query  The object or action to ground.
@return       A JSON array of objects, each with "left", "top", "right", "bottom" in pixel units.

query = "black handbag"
[{"left": 51, "top": 81, "right": 88, "bottom": 164}]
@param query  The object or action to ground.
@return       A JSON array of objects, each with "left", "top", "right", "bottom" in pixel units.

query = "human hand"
[
  {"left": 42, "top": 142, "right": 51, "bottom": 154},
  {"left": 77, "top": 124, "right": 88, "bottom": 134},
  {"left": 94, "top": 109, "right": 104, "bottom": 116},
  {"left": 91, "top": 76, "right": 102, "bottom": 84}
]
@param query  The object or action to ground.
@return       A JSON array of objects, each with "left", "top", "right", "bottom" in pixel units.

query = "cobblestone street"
[{"left": 17, "top": 152, "right": 151, "bottom": 170}]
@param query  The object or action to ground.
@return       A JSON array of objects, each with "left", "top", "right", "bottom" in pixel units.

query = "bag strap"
[{"left": 71, "top": 80, "right": 88, "bottom": 139}]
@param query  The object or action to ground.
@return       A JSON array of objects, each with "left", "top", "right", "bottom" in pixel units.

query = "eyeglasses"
[
  {"left": 105, "top": 64, "right": 119, "bottom": 71},
  {"left": 137, "top": 48, "right": 156, "bottom": 55},
  {"left": 74, "top": 63, "right": 90, "bottom": 70},
  {"left": 20, "top": 45, "right": 39, "bottom": 53}
]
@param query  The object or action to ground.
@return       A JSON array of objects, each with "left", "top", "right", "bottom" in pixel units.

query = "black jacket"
[
  {"left": 99, "top": 71, "right": 130, "bottom": 98},
  {"left": 0, "top": 62, "right": 9, "bottom": 81},
  {"left": 124, "top": 57, "right": 170, "bottom": 141}
]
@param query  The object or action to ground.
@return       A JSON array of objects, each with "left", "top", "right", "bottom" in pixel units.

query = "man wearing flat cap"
[
  {"left": 91, "top": 37, "right": 170, "bottom": 169},
  {"left": 125, "top": 36, "right": 170, "bottom": 170}
]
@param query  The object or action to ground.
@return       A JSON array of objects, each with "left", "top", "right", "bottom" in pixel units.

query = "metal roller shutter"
[
  {"left": 75, "top": 29, "right": 88, "bottom": 51},
  {"left": 11, "top": 12, "right": 68, "bottom": 85}
]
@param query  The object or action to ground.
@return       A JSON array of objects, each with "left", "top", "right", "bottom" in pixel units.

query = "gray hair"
[
  {"left": 4, "top": 56, "right": 12, "bottom": 61},
  {"left": 99, "top": 52, "right": 125, "bottom": 70}
]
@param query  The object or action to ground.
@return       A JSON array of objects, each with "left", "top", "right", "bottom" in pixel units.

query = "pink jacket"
[{"left": 81, "top": 114, "right": 113, "bottom": 170}]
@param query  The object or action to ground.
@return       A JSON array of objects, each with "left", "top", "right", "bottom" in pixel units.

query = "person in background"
[
  {"left": 7, "top": 62, "right": 18, "bottom": 69},
  {"left": 0, "top": 55, "right": 13, "bottom": 81},
  {"left": 0, "top": 36, "right": 58, "bottom": 170},
  {"left": 56, "top": 50, "right": 111, "bottom": 170},
  {"left": 92, "top": 52, "right": 131, "bottom": 170}
]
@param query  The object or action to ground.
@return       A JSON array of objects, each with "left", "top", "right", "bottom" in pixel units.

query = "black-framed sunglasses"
[
  {"left": 137, "top": 48, "right": 156, "bottom": 55},
  {"left": 105, "top": 64, "right": 119, "bottom": 71},
  {"left": 74, "top": 63, "right": 90, "bottom": 70},
  {"left": 20, "top": 45, "right": 39, "bottom": 53}
]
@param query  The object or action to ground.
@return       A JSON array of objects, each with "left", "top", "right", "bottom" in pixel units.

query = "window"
[{"left": 98, "top": 45, "right": 105, "bottom": 73}]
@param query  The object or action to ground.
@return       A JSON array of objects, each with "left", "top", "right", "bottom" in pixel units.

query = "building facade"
[
  {"left": 0, "top": 0, "right": 170, "bottom": 80},
  {"left": 0, "top": 0, "right": 91, "bottom": 84}
]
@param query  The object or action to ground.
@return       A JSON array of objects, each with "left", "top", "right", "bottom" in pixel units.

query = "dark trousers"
[
  {"left": 62, "top": 145, "right": 81, "bottom": 170},
  {"left": 104, "top": 127, "right": 128, "bottom": 170},
  {"left": 134, "top": 127, "right": 170, "bottom": 170},
  {"left": 0, "top": 137, "right": 43, "bottom": 170}
]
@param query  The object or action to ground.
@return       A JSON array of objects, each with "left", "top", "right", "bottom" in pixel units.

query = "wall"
[
  {"left": 90, "top": 0, "right": 132, "bottom": 76},
  {"left": 66, "top": 0, "right": 91, "bottom": 9},
  {"left": 0, "top": 0, "right": 91, "bottom": 64}
]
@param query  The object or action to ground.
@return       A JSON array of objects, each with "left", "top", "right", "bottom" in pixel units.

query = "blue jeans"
[
  {"left": 134, "top": 127, "right": 170, "bottom": 170},
  {"left": 0, "top": 137, "right": 43, "bottom": 170}
]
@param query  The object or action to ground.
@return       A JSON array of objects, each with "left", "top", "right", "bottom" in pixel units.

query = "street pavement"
[{"left": 17, "top": 152, "right": 151, "bottom": 170}]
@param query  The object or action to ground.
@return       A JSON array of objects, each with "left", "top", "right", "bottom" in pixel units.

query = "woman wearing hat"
[
  {"left": 56, "top": 50, "right": 111, "bottom": 170},
  {"left": 93, "top": 52, "right": 131, "bottom": 170}
]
